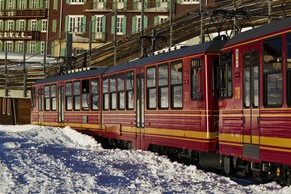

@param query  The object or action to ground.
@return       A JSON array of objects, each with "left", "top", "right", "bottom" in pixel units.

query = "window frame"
[
  {"left": 219, "top": 52, "right": 233, "bottom": 99},
  {"left": 158, "top": 63, "right": 169, "bottom": 110},
  {"left": 65, "top": 82, "right": 73, "bottom": 111},
  {"left": 171, "top": 60, "right": 183, "bottom": 109},
  {"left": 91, "top": 78, "right": 100, "bottom": 111},
  {"left": 146, "top": 66, "right": 157, "bottom": 110},
  {"left": 126, "top": 71, "right": 134, "bottom": 110},
  {"left": 191, "top": 58, "right": 202, "bottom": 100}
]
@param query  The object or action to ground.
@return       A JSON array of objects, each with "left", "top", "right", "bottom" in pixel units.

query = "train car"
[
  {"left": 31, "top": 67, "right": 107, "bottom": 135},
  {"left": 100, "top": 40, "right": 225, "bottom": 156},
  {"left": 218, "top": 17, "right": 291, "bottom": 182},
  {"left": 31, "top": 39, "right": 225, "bottom": 159}
]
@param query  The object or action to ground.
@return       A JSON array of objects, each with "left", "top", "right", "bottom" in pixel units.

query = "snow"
[{"left": 0, "top": 125, "right": 290, "bottom": 193}]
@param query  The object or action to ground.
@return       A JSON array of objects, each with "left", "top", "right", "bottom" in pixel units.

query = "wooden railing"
[{"left": 0, "top": 9, "right": 48, "bottom": 19}]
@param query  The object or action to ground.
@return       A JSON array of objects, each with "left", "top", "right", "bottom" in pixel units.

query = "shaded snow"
[{"left": 0, "top": 124, "right": 289, "bottom": 193}]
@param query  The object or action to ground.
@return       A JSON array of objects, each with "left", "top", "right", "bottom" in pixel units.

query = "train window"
[
  {"left": 287, "top": 34, "right": 291, "bottom": 107},
  {"left": 2, "top": 98, "right": 6, "bottom": 115},
  {"left": 263, "top": 37, "right": 282, "bottom": 107},
  {"left": 147, "top": 66, "right": 156, "bottom": 109},
  {"left": 38, "top": 89, "right": 43, "bottom": 111},
  {"left": 253, "top": 51, "right": 259, "bottom": 108},
  {"left": 44, "top": 85, "right": 50, "bottom": 111},
  {"left": 243, "top": 53, "right": 251, "bottom": 108},
  {"left": 91, "top": 78, "right": 99, "bottom": 110},
  {"left": 82, "top": 80, "right": 89, "bottom": 111},
  {"left": 219, "top": 52, "right": 233, "bottom": 98},
  {"left": 73, "top": 81, "right": 81, "bottom": 111},
  {"left": 171, "top": 61, "right": 183, "bottom": 109},
  {"left": 65, "top": 82, "right": 73, "bottom": 111},
  {"left": 191, "top": 59, "right": 201, "bottom": 100},
  {"left": 118, "top": 73, "right": 125, "bottom": 110},
  {"left": 51, "top": 84, "right": 57, "bottom": 111},
  {"left": 126, "top": 71, "right": 134, "bottom": 110},
  {"left": 158, "top": 64, "right": 169, "bottom": 109},
  {"left": 110, "top": 75, "right": 117, "bottom": 110},
  {"left": 31, "top": 87, "right": 36, "bottom": 107},
  {"left": 103, "top": 77, "right": 109, "bottom": 110}
]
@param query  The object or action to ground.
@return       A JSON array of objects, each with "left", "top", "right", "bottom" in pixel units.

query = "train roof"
[
  {"left": 34, "top": 67, "right": 108, "bottom": 85},
  {"left": 223, "top": 17, "right": 291, "bottom": 48},
  {"left": 104, "top": 39, "right": 226, "bottom": 74}
]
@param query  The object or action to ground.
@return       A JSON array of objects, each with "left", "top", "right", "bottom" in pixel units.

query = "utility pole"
[{"left": 114, "top": 7, "right": 118, "bottom": 66}]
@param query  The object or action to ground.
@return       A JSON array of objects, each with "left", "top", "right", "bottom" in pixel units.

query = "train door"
[
  {"left": 58, "top": 86, "right": 64, "bottom": 123},
  {"left": 242, "top": 43, "right": 260, "bottom": 160},
  {"left": 38, "top": 88, "right": 44, "bottom": 124},
  {"left": 136, "top": 68, "right": 145, "bottom": 149}
]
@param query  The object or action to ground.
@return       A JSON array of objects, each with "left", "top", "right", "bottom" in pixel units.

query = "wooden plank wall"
[{"left": 0, "top": 97, "right": 31, "bottom": 125}]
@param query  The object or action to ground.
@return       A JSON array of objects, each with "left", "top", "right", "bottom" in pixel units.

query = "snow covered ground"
[{"left": 0, "top": 125, "right": 290, "bottom": 193}]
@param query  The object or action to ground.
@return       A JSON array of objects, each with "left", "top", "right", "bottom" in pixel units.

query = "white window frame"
[
  {"left": 0, "top": 0, "right": 3, "bottom": 9},
  {"left": 95, "top": 15, "right": 103, "bottom": 39},
  {"left": 20, "top": 0, "right": 25, "bottom": 9},
  {"left": 6, "top": 42, "right": 13, "bottom": 52},
  {"left": 181, "top": 0, "right": 199, "bottom": 4},
  {"left": 0, "top": 20, "right": 3, "bottom": 31},
  {"left": 8, "top": 0, "right": 14, "bottom": 9},
  {"left": 30, "top": 42, "right": 36, "bottom": 53},
  {"left": 44, "top": 0, "right": 49, "bottom": 8},
  {"left": 18, "top": 42, "right": 24, "bottom": 53},
  {"left": 32, "top": 0, "right": 37, "bottom": 8},
  {"left": 31, "top": 20, "right": 37, "bottom": 31},
  {"left": 68, "top": 15, "right": 84, "bottom": 33},
  {"left": 70, "top": 0, "right": 84, "bottom": 4},
  {"left": 40, "top": 42, "right": 45, "bottom": 54},
  {"left": 7, "top": 20, "right": 14, "bottom": 31},
  {"left": 117, "top": 0, "right": 124, "bottom": 9},
  {"left": 117, "top": 15, "right": 124, "bottom": 35},
  {"left": 41, "top": 20, "right": 48, "bottom": 32},
  {"left": 158, "top": 16, "right": 168, "bottom": 24},
  {"left": 136, "top": 16, "right": 142, "bottom": 32},
  {"left": 19, "top": 20, "right": 25, "bottom": 31}
]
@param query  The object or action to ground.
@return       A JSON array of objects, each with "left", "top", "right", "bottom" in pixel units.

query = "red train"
[{"left": 31, "top": 17, "right": 291, "bottom": 184}]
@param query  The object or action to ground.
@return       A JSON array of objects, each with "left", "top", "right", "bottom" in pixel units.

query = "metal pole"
[
  {"left": 89, "top": 21, "right": 92, "bottom": 67},
  {"left": 43, "top": 40, "right": 47, "bottom": 75},
  {"left": 233, "top": 0, "right": 237, "bottom": 36},
  {"left": 114, "top": 8, "right": 117, "bottom": 66},
  {"left": 141, "top": 0, "right": 145, "bottom": 57},
  {"left": 199, "top": 0, "right": 204, "bottom": 43},
  {"left": 169, "top": 0, "right": 173, "bottom": 47},
  {"left": 268, "top": 0, "right": 271, "bottom": 23}
]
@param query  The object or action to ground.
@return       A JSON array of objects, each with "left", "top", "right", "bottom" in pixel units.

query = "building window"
[
  {"left": 31, "top": 0, "right": 37, "bottom": 8},
  {"left": 117, "top": 16, "right": 124, "bottom": 35},
  {"left": 263, "top": 36, "right": 282, "bottom": 107},
  {"left": 7, "top": 21, "right": 14, "bottom": 31},
  {"left": 70, "top": 0, "right": 84, "bottom": 4},
  {"left": 0, "top": 20, "right": 3, "bottom": 31},
  {"left": 30, "top": 42, "right": 36, "bottom": 53},
  {"left": 31, "top": 20, "right": 37, "bottom": 31},
  {"left": 68, "top": 16, "right": 85, "bottom": 33},
  {"left": 18, "top": 42, "right": 24, "bottom": 53},
  {"left": 219, "top": 52, "right": 233, "bottom": 98},
  {"left": 42, "top": 20, "right": 48, "bottom": 32},
  {"left": 117, "top": 0, "right": 124, "bottom": 9},
  {"left": 6, "top": 42, "right": 13, "bottom": 52},
  {"left": 0, "top": 0, "right": 3, "bottom": 9},
  {"left": 182, "top": 0, "right": 199, "bottom": 4},
  {"left": 8, "top": 0, "right": 14, "bottom": 9},
  {"left": 44, "top": 0, "right": 49, "bottom": 8},
  {"left": 40, "top": 42, "right": 45, "bottom": 54},
  {"left": 171, "top": 61, "right": 183, "bottom": 108},
  {"left": 19, "top": 20, "right": 25, "bottom": 31},
  {"left": 20, "top": 0, "right": 25, "bottom": 9},
  {"left": 95, "top": 15, "right": 104, "bottom": 39},
  {"left": 136, "top": 16, "right": 142, "bottom": 32}
]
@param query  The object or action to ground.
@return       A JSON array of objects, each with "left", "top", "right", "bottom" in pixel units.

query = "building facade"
[{"left": 0, "top": 0, "right": 210, "bottom": 58}]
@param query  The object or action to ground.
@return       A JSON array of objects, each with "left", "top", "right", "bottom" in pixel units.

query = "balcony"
[
  {"left": 0, "top": 31, "right": 41, "bottom": 41},
  {"left": 0, "top": 9, "right": 48, "bottom": 19},
  {"left": 84, "top": 0, "right": 110, "bottom": 10}
]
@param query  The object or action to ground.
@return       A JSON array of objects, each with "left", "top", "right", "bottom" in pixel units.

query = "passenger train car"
[{"left": 31, "top": 17, "right": 291, "bottom": 184}]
